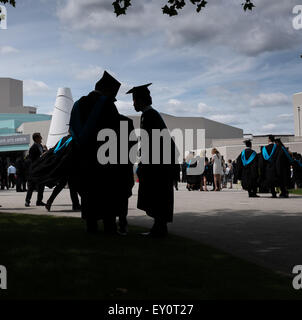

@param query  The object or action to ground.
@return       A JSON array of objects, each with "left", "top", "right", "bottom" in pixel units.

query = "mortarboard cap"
[
  {"left": 126, "top": 83, "right": 152, "bottom": 96},
  {"left": 268, "top": 134, "right": 275, "bottom": 142},
  {"left": 95, "top": 71, "right": 121, "bottom": 98},
  {"left": 244, "top": 139, "right": 252, "bottom": 147}
]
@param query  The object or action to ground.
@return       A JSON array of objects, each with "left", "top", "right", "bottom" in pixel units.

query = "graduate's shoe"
[
  {"left": 271, "top": 194, "right": 277, "bottom": 198},
  {"left": 36, "top": 201, "right": 46, "bottom": 206},
  {"left": 45, "top": 203, "right": 51, "bottom": 212},
  {"left": 25, "top": 201, "right": 30, "bottom": 207}
]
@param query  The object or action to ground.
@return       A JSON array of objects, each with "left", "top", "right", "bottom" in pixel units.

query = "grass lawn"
[
  {"left": 0, "top": 213, "right": 301, "bottom": 300},
  {"left": 289, "top": 189, "right": 302, "bottom": 195}
]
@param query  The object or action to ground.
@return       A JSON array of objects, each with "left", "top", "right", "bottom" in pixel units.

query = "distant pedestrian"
[
  {"left": 201, "top": 157, "right": 211, "bottom": 191},
  {"left": 7, "top": 164, "right": 16, "bottom": 189},
  {"left": 181, "top": 159, "right": 187, "bottom": 183},
  {"left": 25, "top": 133, "right": 46, "bottom": 207},
  {"left": 226, "top": 159, "right": 234, "bottom": 189},
  {"left": 211, "top": 148, "right": 222, "bottom": 191},
  {"left": 15, "top": 157, "right": 27, "bottom": 192}
]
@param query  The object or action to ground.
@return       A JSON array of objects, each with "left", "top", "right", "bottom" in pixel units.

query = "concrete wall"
[
  {"left": 0, "top": 78, "right": 23, "bottom": 111},
  {"left": 0, "top": 78, "right": 36, "bottom": 114},
  {"left": 293, "top": 93, "right": 302, "bottom": 136},
  {"left": 129, "top": 112, "right": 243, "bottom": 149},
  {"left": 18, "top": 120, "right": 51, "bottom": 147}
]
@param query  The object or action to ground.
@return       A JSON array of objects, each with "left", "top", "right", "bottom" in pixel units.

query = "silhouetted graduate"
[
  {"left": 70, "top": 71, "right": 135, "bottom": 234},
  {"left": 236, "top": 140, "right": 259, "bottom": 198},
  {"left": 275, "top": 138, "right": 291, "bottom": 198},
  {"left": 127, "top": 83, "right": 179, "bottom": 237},
  {"left": 259, "top": 135, "right": 280, "bottom": 198}
]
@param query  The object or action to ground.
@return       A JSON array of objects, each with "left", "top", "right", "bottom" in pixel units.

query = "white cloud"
[
  {"left": 57, "top": 0, "right": 302, "bottom": 56},
  {"left": 277, "top": 113, "right": 293, "bottom": 119},
  {"left": 209, "top": 114, "right": 242, "bottom": 126},
  {"left": 23, "top": 80, "right": 50, "bottom": 96},
  {"left": 75, "top": 65, "right": 104, "bottom": 81},
  {"left": 168, "top": 99, "right": 181, "bottom": 106},
  {"left": 197, "top": 102, "right": 213, "bottom": 114},
  {"left": 0, "top": 46, "right": 19, "bottom": 54},
  {"left": 250, "top": 93, "right": 291, "bottom": 108},
  {"left": 115, "top": 100, "right": 134, "bottom": 114},
  {"left": 261, "top": 123, "right": 277, "bottom": 131},
  {"left": 79, "top": 38, "right": 102, "bottom": 51}
]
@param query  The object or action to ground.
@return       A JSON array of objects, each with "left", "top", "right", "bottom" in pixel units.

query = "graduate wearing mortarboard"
[
  {"left": 275, "top": 139, "right": 291, "bottom": 198},
  {"left": 69, "top": 71, "right": 135, "bottom": 234},
  {"left": 127, "top": 83, "right": 179, "bottom": 237},
  {"left": 236, "top": 140, "right": 259, "bottom": 198},
  {"left": 259, "top": 135, "right": 281, "bottom": 198}
]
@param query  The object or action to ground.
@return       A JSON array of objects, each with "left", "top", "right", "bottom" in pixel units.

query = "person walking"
[{"left": 25, "top": 133, "right": 46, "bottom": 207}]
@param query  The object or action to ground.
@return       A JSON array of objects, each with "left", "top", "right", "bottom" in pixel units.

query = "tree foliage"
[
  {"left": 0, "top": 0, "right": 256, "bottom": 17},
  {"left": 112, "top": 0, "right": 255, "bottom": 17},
  {"left": 0, "top": 0, "right": 16, "bottom": 7}
]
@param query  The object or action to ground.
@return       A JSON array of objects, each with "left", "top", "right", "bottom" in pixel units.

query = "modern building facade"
[
  {"left": 293, "top": 92, "right": 302, "bottom": 137},
  {"left": 0, "top": 78, "right": 37, "bottom": 114},
  {"left": 0, "top": 78, "right": 50, "bottom": 163}
]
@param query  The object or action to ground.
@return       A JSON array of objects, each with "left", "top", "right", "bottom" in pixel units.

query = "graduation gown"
[
  {"left": 276, "top": 146, "right": 291, "bottom": 189},
  {"left": 30, "top": 135, "right": 74, "bottom": 187},
  {"left": 69, "top": 91, "right": 135, "bottom": 221},
  {"left": 259, "top": 143, "right": 280, "bottom": 188},
  {"left": 236, "top": 148, "right": 258, "bottom": 190},
  {"left": 137, "top": 108, "right": 179, "bottom": 223}
]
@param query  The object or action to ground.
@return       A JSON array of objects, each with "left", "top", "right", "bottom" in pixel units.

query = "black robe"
[
  {"left": 236, "top": 148, "right": 259, "bottom": 190},
  {"left": 69, "top": 91, "right": 135, "bottom": 221},
  {"left": 259, "top": 143, "right": 280, "bottom": 188},
  {"left": 30, "top": 135, "right": 74, "bottom": 188},
  {"left": 276, "top": 147, "right": 291, "bottom": 189},
  {"left": 137, "top": 108, "right": 179, "bottom": 223}
]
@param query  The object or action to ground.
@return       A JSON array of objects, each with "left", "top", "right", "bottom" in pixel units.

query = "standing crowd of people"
[
  {"left": 181, "top": 135, "right": 302, "bottom": 197},
  {"left": 182, "top": 150, "right": 236, "bottom": 192}
]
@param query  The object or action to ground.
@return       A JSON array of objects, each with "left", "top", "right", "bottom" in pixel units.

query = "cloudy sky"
[{"left": 1, "top": 0, "right": 302, "bottom": 134}]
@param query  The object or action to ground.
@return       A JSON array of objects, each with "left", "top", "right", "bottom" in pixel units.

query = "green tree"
[{"left": 112, "top": 0, "right": 255, "bottom": 17}]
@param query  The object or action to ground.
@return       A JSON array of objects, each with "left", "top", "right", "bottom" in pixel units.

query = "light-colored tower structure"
[
  {"left": 47, "top": 88, "right": 74, "bottom": 148},
  {"left": 293, "top": 93, "right": 302, "bottom": 137}
]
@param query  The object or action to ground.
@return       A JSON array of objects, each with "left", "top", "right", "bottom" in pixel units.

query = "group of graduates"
[
  {"left": 236, "top": 135, "right": 302, "bottom": 198},
  {"left": 30, "top": 71, "right": 179, "bottom": 237}
]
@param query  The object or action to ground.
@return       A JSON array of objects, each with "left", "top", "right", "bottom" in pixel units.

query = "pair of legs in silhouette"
[
  {"left": 45, "top": 178, "right": 81, "bottom": 211},
  {"left": 84, "top": 197, "right": 129, "bottom": 235}
]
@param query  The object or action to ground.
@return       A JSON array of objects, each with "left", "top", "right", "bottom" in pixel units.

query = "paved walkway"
[{"left": 1, "top": 184, "right": 302, "bottom": 275}]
